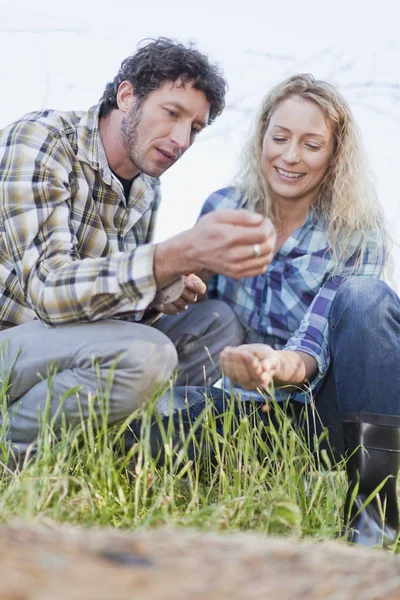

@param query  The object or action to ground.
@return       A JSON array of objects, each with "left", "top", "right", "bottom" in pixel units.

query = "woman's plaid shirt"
[
  {"left": 0, "top": 105, "right": 161, "bottom": 330},
  {"left": 200, "top": 187, "right": 384, "bottom": 402}
]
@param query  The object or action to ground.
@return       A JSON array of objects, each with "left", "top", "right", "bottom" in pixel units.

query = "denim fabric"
[
  {"left": 156, "top": 278, "right": 400, "bottom": 457},
  {"left": 328, "top": 278, "right": 400, "bottom": 417}
]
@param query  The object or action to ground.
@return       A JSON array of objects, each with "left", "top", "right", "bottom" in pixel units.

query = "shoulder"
[
  {"left": 0, "top": 109, "right": 86, "bottom": 164},
  {"left": 200, "top": 186, "right": 245, "bottom": 215},
  {"left": 1, "top": 109, "right": 84, "bottom": 140}
]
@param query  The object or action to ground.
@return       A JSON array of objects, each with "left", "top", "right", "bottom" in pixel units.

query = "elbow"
[{"left": 26, "top": 281, "right": 83, "bottom": 327}]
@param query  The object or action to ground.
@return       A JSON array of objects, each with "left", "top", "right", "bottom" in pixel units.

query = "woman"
[{"left": 149, "top": 74, "right": 400, "bottom": 547}]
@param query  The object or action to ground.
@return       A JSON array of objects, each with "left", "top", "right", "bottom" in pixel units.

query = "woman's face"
[{"left": 261, "top": 95, "right": 335, "bottom": 208}]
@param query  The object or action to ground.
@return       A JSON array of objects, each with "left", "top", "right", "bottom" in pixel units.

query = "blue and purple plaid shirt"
[{"left": 200, "top": 187, "right": 384, "bottom": 403}]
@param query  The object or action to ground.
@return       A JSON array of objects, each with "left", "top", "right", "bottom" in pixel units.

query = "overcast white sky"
[{"left": 1, "top": 0, "right": 399, "bottom": 265}]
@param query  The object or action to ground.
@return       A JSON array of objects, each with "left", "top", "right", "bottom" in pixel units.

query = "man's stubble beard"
[{"left": 120, "top": 99, "right": 146, "bottom": 174}]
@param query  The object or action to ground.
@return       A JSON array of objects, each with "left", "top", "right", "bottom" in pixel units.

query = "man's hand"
[
  {"left": 153, "top": 209, "right": 277, "bottom": 290},
  {"left": 190, "top": 210, "right": 276, "bottom": 279},
  {"left": 219, "top": 343, "right": 280, "bottom": 390},
  {"left": 153, "top": 274, "right": 206, "bottom": 315}
]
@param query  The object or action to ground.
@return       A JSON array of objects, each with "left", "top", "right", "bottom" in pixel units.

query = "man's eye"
[
  {"left": 191, "top": 128, "right": 202, "bottom": 136},
  {"left": 166, "top": 109, "right": 178, "bottom": 118}
]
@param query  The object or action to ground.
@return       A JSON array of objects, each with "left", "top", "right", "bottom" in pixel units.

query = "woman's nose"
[{"left": 283, "top": 143, "right": 300, "bottom": 164}]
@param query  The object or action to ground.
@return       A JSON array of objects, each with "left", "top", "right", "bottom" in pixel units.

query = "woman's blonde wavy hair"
[{"left": 236, "top": 73, "right": 389, "bottom": 274}]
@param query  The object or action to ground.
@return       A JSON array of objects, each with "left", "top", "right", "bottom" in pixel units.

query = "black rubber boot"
[{"left": 342, "top": 415, "right": 400, "bottom": 548}]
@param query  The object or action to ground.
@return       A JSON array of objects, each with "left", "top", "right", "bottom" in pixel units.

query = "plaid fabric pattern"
[
  {"left": 0, "top": 105, "right": 161, "bottom": 330},
  {"left": 200, "top": 187, "right": 384, "bottom": 402}
]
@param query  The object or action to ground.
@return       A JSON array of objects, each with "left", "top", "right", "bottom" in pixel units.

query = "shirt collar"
[
  {"left": 74, "top": 104, "right": 160, "bottom": 204},
  {"left": 75, "top": 104, "right": 113, "bottom": 185},
  {"left": 309, "top": 206, "right": 328, "bottom": 229}
]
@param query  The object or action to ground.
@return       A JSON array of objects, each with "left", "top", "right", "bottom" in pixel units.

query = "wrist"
[
  {"left": 154, "top": 230, "right": 200, "bottom": 289},
  {"left": 274, "top": 350, "right": 308, "bottom": 386},
  {"left": 274, "top": 351, "right": 286, "bottom": 383}
]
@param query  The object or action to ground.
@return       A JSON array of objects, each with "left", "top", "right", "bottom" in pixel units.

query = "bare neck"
[
  {"left": 272, "top": 193, "right": 315, "bottom": 250},
  {"left": 272, "top": 193, "right": 313, "bottom": 231}
]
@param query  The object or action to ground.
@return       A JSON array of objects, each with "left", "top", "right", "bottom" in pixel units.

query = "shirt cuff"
[
  {"left": 117, "top": 244, "right": 157, "bottom": 311},
  {"left": 282, "top": 339, "right": 329, "bottom": 396}
]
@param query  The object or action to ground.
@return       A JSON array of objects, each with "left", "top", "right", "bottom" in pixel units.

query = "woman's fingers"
[
  {"left": 220, "top": 345, "right": 278, "bottom": 389},
  {"left": 220, "top": 347, "right": 263, "bottom": 389},
  {"left": 220, "top": 348, "right": 250, "bottom": 386}
]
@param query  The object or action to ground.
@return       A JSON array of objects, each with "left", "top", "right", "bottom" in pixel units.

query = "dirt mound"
[{"left": 0, "top": 522, "right": 399, "bottom": 599}]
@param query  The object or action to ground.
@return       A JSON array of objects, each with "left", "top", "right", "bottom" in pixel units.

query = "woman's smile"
[{"left": 274, "top": 166, "right": 306, "bottom": 180}]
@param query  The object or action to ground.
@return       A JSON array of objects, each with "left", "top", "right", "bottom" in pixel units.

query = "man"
[{"left": 0, "top": 38, "right": 275, "bottom": 463}]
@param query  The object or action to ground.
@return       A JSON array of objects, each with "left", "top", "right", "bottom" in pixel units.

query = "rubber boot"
[{"left": 342, "top": 416, "right": 400, "bottom": 548}]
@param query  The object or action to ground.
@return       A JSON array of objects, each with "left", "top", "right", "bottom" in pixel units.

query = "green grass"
[{"left": 0, "top": 368, "right": 351, "bottom": 544}]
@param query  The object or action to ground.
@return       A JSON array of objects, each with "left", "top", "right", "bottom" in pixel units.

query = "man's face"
[{"left": 121, "top": 80, "right": 211, "bottom": 178}]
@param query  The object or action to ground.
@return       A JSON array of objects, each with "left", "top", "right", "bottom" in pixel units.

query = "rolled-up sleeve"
[{"left": 283, "top": 276, "right": 340, "bottom": 391}]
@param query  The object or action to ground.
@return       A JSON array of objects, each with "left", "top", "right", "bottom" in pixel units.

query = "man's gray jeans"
[{"left": 0, "top": 300, "right": 243, "bottom": 459}]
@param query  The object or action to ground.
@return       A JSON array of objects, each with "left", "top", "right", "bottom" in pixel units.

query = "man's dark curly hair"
[{"left": 99, "top": 37, "right": 227, "bottom": 124}]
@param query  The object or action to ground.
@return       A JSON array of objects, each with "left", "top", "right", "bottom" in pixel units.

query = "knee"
[
  {"left": 124, "top": 326, "right": 178, "bottom": 384},
  {"left": 331, "top": 278, "right": 398, "bottom": 326},
  {"left": 114, "top": 327, "right": 178, "bottom": 416},
  {"left": 205, "top": 299, "right": 244, "bottom": 346}
]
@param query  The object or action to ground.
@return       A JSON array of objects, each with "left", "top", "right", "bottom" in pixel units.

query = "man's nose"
[{"left": 171, "top": 124, "right": 191, "bottom": 153}]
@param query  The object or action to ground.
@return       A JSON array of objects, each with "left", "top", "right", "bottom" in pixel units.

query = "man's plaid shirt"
[
  {"left": 0, "top": 105, "right": 161, "bottom": 330},
  {"left": 200, "top": 187, "right": 384, "bottom": 402}
]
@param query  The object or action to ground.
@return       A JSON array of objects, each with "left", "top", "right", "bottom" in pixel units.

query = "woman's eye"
[
  {"left": 272, "top": 136, "right": 286, "bottom": 143},
  {"left": 306, "top": 144, "right": 320, "bottom": 150}
]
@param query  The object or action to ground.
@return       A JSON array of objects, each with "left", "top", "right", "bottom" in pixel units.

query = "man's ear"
[{"left": 116, "top": 81, "right": 135, "bottom": 112}]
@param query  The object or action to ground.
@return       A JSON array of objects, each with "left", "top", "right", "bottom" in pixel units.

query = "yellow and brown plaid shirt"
[{"left": 0, "top": 104, "right": 161, "bottom": 330}]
